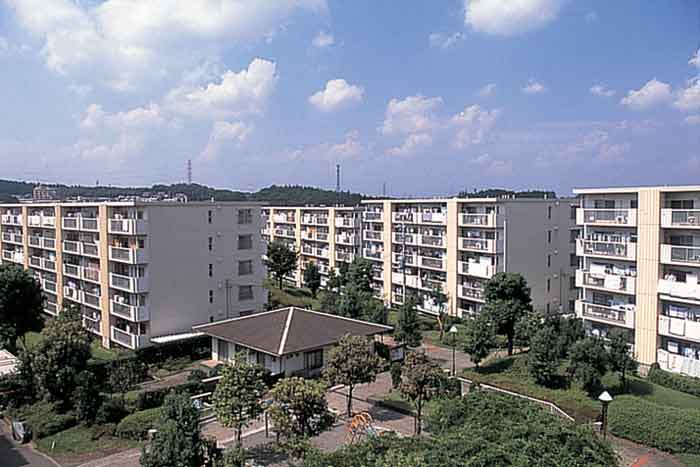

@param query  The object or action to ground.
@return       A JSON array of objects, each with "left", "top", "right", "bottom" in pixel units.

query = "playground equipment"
[{"left": 345, "top": 412, "right": 377, "bottom": 443}]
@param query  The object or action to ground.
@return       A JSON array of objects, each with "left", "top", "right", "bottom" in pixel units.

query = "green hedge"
[
  {"left": 609, "top": 395, "right": 700, "bottom": 455},
  {"left": 648, "top": 364, "right": 700, "bottom": 398},
  {"left": 115, "top": 407, "right": 162, "bottom": 440},
  {"left": 19, "top": 402, "right": 77, "bottom": 439}
]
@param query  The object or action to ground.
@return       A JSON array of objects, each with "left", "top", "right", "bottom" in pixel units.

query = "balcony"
[
  {"left": 577, "top": 208, "right": 637, "bottom": 227},
  {"left": 658, "top": 277, "right": 700, "bottom": 302},
  {"left": 458, "top": 261, "right": 494, "bottom": 279},
  {"left": 108, "top": 218, "right": 147, "bottom": 235},
  {"left": 459, "top": 237, "right": 496, "bottom": 253},
  {"left": 364, "top": 230, "right": 383, "bottom": 241},
  {"left": 63, "top": 286, "right": 81, "bottom": 302},
  {"left": 63, "top": 240, "right": 81, "bottom": 254},
  {"left": 110, "top": 299, "right": 150, "bottom": 322},
  {"left": 63, "top": 216, "right": 97, "bottom": 231},
  {"left": 575, "top": 300, "right": 635, "bottom": 328},
  {"left": 64, "top": 263, "right": 81, "bottom": 279},
  {"left": 301, "top": 216, "right": 328, "bottom": 226},
  {"left": 392, "top": 212, "right": 416, "bottom": 223},
  {"left": 41, "top": 279, "right": 57, "bottom": 294},
  {"left": 363, "top": 249, "right": 383, "bottom": 261},
  {"left": 44, "top": 301, "right": 58, "bottom": 316},
  {"left": 335, "top": 217, "right": 354, "bottom": 228},
  {"left": 273, "top": 228, "right": 295, "bottom": 238},
  {"left": 29, "top": 236, "right": 56, "bottom": 251},
  {"left": 336, "top": 251, "right": 355, "bottom": 262},
  {"left": 2, "top": 232, "right": 23, "bottom": 245},
  {"left": 2, "top": 250, "right": 24, "bottom": 264},
  {"left": 575, "top": 270, "right": 636, "bottom": 295},
  {"left": 28, "top": 215, "right": 56, "bottom": 228},
  {"left": 110, "top": 273, "right": 149, "bottom": 293},
  {"left": 660, "top": 244, "right": 700, "bottom": 267},
  {"left": 392, "top": 232, "right": 416, "bottom": 245},
  {"left": 661, "top": 209, "right": 700, "bottom": 229},
  {"left": 576, "top": 238, "right": 636, "bottom": 261},
  {"left": 657, "top": 349, "right": 700, "bottom": 378},
  {"left": 419, "top": 212, "right": 447, "bottom": 224},
  {"left": 391, "top": 272, "right": 421, "bottom": 289},
  {"left": 335, "top": 234, "right": 356, "bottom": 245},
  {"left": 272, "top": 214, "right": 295, "bottom": 224},
  {"left": 30, "top": 257, "right": 55, "bottom": 272},
  {"left": 83, "top": 291, "right": 101, "bottom": 309},
  {"left": 111, "top": 326, "right": 148, "bottom": 350},
  {"left": 458, "top": 212, "right": 496, "bottom": 228},
  {"left": 419, "top": 256, "right": 445, "bottom": 270},
  {"left": 363, "top": 211, "right": 383, "bottom": 222},
  {"left": 419, "top": 234, "right": 444, "bottom": 248},
  {"left": 83, "top": 267, "right": 101, "bottom": 283},
  {"left": 109, "top": 246, "right": 149, "bottom": 264},
  {"left": 459, "top": 285, "right": 485, "bottom": 302},
  {"left": 1, "top": 214, "right": 22, "bottom": 226},
  {"left": 301, "top": 246, "right": 329, "bottom": 258},
  {"left": 658, "top": 315, "right": 700, "bottom": 343}
]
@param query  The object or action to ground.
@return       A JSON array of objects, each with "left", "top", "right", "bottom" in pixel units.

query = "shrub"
[
  {"left": 135, "top": 336, "right": 210, "bottom": 365},
  {"left": 133, "top": 381, "right": 203, "bottom": 411},
  {"left": 609, "top": 395, "right": 700, "bottom": 455},
  {"left": 115, "top": 407, "right": 162, "bottom": 440},
  {"left": 648, "top": 364, "right": 700, "bottom": 398},
  {"left": 390, "top": 362, "right": 402, "bottom": 390},
  {"left": 22, "top": 401, "right": 77, "bottom": 439},
  {"left": 96, "top": 397, "right": 128, "bottom": 425},
  {"left": 373, "top": 341, "right": 390, "bottom": 361}
]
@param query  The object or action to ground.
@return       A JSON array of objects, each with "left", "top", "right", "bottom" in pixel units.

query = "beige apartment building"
[
  {"left": 262, "top": 206, "right": 361, "bottom": 286},
  {"left": 574, "top": 186, "right": 700, "bottom": 377},
  {"left": 0, "top": 201, "right": 267, "bottom": 350}
]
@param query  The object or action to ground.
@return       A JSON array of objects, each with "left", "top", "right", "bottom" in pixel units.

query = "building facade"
[
  {"left": 574, "top": 186, "right": 700, "bottom": 377},
  {"left": 262, "top": 206, "right": 362, "bottom": 286},
  {"left": 0, "top": 201, "right": 267, "bottom": 350}
]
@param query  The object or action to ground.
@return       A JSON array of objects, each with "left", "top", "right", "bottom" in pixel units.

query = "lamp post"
[
  {"left": 599, "top": 391, "right": 613, "bottom": 439},
  {"left": 449, "top": 325, "right": 458, "bottom": 376}
]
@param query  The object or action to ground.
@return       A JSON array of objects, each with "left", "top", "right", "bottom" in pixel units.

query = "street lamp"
[
  {"left": 449, "top": 325, "right": 458, "bottom": 376},
  {"left": 598, "top": 391, "right": 613, "bottom": 439}
]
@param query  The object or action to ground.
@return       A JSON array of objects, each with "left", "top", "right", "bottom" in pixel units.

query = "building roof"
[
  {"left": 0, "top": 350, "right": 19, "bottom": 376},
  {"left": 573, "top": 185, "right": 700, "bottom": 195},
  {"left": 193, "top": 307, "right": 392, "bottom": 356}
]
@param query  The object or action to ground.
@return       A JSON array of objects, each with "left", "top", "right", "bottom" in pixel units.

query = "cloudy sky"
[{"left": 0, "top": 0, "right": 698, "bottom": 196}]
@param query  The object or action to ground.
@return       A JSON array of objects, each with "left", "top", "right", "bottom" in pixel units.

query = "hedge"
[
  {"left": 18, "top": 401, "right": 77, "bottom": 439},
  {"left": 648, "top": 364, "right": 700, "bottom": 398},
  {"left": 124, "top": 380, "right": 204, "bottom": 412},
  {"left": 115, "top": 407, "right": 162, "bottom": 440},
  {"left": 609, "top": 395, "right": 700, "bottom": 455}
]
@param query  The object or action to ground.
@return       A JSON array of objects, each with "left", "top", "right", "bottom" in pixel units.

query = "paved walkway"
[{"left": 0, "top": 423, "right": 60, "bottom": 467}]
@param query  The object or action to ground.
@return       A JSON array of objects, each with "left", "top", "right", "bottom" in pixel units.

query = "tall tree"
[
  {"left": 73, "top": 370, "right": 102, "bottom": 425},
  {"left": 607, "top": 329, "right": 637, "bottom": 391},
  {"left": 0, "top": 264, "right": 44, "bottom": 353},
  {"left": 394, "top": 297, "right": 422, "bottom": 348},
  {"left": 212, "top": 356, "right": 266, "bottom": 445},
  {"left": 109, "top": 358, "right": 147, "bottom": 401},
  {"left": 483, "top": 272, "right": 532, "bottom": 356},
  {"left": 569, "top": 337, "right": 609, "bottom": 391},
  {"left": 428, "top": 285, "right": 449, "bottom": 342},
  {"left": 462, "top": 314, "right": 496, "bottom": 369},
  {"left": 303, "top": 262, "right": 322, "bottom": 298},
  {"left": 323, "top": 334, "right": 381, "bottom": 416},
  {"left": 345, "top": 258, "right": 374, "bottom": 294},
  {"left": 264, "top": 241, "right": 298, "bottom": 289},
  {"left": 527, "top": 325, "right": 561, "bottom": 386},
  {"left": 31, "top": 304, "right": 91, "bottom": 407},
  {"left": 514, "top": 309, "right": 543, "bottom": 349},
  {"left": 141, "top": 391, "right": 206, "bottom": 467},
  {"left": 399, "top": 351, "right": 443, "bottom": 435},
  {"left": 268, "top": 377, "right": 334, "bottom": 458}
]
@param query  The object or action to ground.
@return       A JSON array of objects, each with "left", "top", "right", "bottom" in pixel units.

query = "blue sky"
[{"left": 0, "top": 0, "right": 698, "bottom": 197}]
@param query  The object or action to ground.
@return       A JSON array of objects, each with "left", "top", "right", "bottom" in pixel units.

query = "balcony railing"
[
  {"left": 44, "top": 302, "right": 58, "bottom": 316},
  {"left": 658, "top": 315, "right": 700, "bottom": 343},
  {"left": 109, "top": 273, "right": 149, "bottom": 293},
  {"left": 460, "top": 237, "right": 495, "bottom": 253},
  {"left": 363, "top": 249, "right": 383, "bottom": 260},
  {"left": 458, "top": 261, "right": 494, "bottom": 279},
  {"left": 335, "top": 234, "right": 356, "bottom": 245},
  {"left": 42, "top": 279, "right": 57, "bottom": 293},
  {"left": 392, "top": 232, "right": 415, "bottom": 244},
  {"left": 420, "top": 212, "right": 447, "bottom": 224},
  {"left": 661, "top": 209, "right": 700, "bottom": 228},
  {"left": 392, "top": 212, "right": 415, "bottom": 223},
  {"left": 109, "top": 246, "right": 148, "bottom": 264},
  {"left": 420, "top": 256, "right": 444, "bottom": 270},
  {"left": 658, "top": 278, "right": 700, "bottom": 301},
  {"left": 108, "top": 218, "right": 147, "bottom": 235},
  {"left": 576, "top": 238, "right": 636, "bottom": 260},
  {"left": 30, "top": 237, "right": 56, "bottom": 250},
  {"left": 110, "top": 299, "right": 150, "bottom": 321},
  {"left": 660, "top": 244, "right": 700, "bottom": 266},
  {"left": 301, "top": 216, "right": 328, "bottom": 226},
  {"left": 274, "top": 228, "right": 295, "bottom": 238},
  {"left": 63, "top": 240, "right": 80, "bottom": 254},
  {"left": 2, "top": 232, "right": 22, "bottom": 244},
  {"left": 575, "top": 270, "right": 636, "bottom": 295},
  {"left": 577, "top": 208, "right": 637, "bottom": 226},
  {"left": 2, "top": 250, "right": 24, "bottom": 263},
  {"left": 460, "top": 285, "right": 485, "bottom": 302},
  {"left": 336, "top": 251, "right": 354, "bottom": 262},
  {"left": 64, "top": 263, "right": 81, "bottom": 278},
  {"left": 459, "top": 212, "right": 496, "bottom": 227},
  {"left": 111, "top": 326, "right": 148, "bottom": 349},
  {"left": 364, "top": 230, "right": 382, "bottom": 241},
  {"left": 575, "top": 300, "right": 635, "bottom": 328},
  {"left": 657, "top": 349, "right": 700, "bottom": 378},
  {"left": 1, "top": 214, "right": 22, "bottom": 226},
  {"left": 28, "top": 215, "right": 56, "bottom": 228},
  {"left": 420, "top": 235, "right": 444, "bottom": 247},
  {"left": 335, "top": 217, "right": 354, "bottom": 228},
  {"left": 83, "top": 267, "right": 101, "bottom": 283},
  {"left": 363, "top": 211, "right": 382, "bottom": 222},
  {"left": 83, "top": 291, "right": 101, "bottom": 308}
]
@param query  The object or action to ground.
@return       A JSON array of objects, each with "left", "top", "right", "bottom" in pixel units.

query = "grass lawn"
[
  {"left": 678, "top": 454, "right": 700, "bottom": 467},
  {"left": 22, "top": 331, "right": 122, "bottom": 362},
  {"left": 369, "top": 389, "right": 414, "bottom": 415},
  {"left": 265, "top": 280, "right": 322, "bottom": 309},
  {"left": 35, "top": 424, "right": 140, "bottom": 465}
]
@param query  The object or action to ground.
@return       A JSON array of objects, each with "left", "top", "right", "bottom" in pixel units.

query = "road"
[{"left": 0, "top": 428, "right": 59, "bottom": 467}]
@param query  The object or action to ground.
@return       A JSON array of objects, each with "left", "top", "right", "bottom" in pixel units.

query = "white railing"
[
  {"left": 110, "top": 299, "right": 150, "bottom": 321},
  {"left": 459, "top": 212, "right": 496, "bottom": 227},
  {"left": 364, "top": 230, "right": 382, "bottom": 241},
  {"left": 109, "top": 246, "right": 148, "bottom": 264},
  {"left": 419, "top": 212, "right": 447, "bottom": 224},
  {"left": 336, "top": 251, "right": 354, "bottom": 262},
  {"left": 661, "top": 209, "right": 700, "bottom": 228},
  {"left": 575, "top": 300, "right": 635, "bottom": 328},
  {"left": 1, "top": 214, "right": 22, "bottom": 226},
  {"left": 2, "top": 250, "right": 24, "bottom": 263},
  {"left": 2, "top": 232, "right": 22, "bottom": 244},
  {"left": 335, "top": 217, "right": 354, "bottom": 228},
  {"left": 658, "top": 278, "right": 700, "bottom": 301},
  {"left": 576, "top": 238, "right": 636, "bottom": 260},
  {"left": 109, "top": 273, "right": 149, "bottom": 292},
  {"left": 577, "top": 208, "right": 637, "bottom": 226},
  {"left": 81, "top": 218, "right": 99, "bottom": 231},
  {"left": 363, "top": 249, "right": 383, "bottom": 260},
  {"left": 64, "top": 263, "right": 81, "bottom": 278},
  {"left": 83, "top": 291, "right": 101, "bottom": 308},
  {"left": 363, "top": 211, "right": 382, "bottom": 222},
  {"left": 420, "top": 256, "right": 444, "bottom": 270},
  {"left": 575, "top": 270, "right": 636, "bottom": 294},
  {"left": 460, "top": 237, "right": 496, "bottom": 253},
  {"left": 335, "top": 234, "right": 355, "bottom": 245},
  {"left": 392, "top": 232, "right": 415, "bottom": 244},
  {"left": 656, "top": 349, "right": 700, "bottom": 378},
  {"left": 458, "top": 261, "right": 494, "bottom": 279},
  {"left": 392, "top": 212, "right": 415, "bottom": 223},
  {"left": 108, "top": 218, "right": 147, "bottom": 235},
  {"left": 111, "top": 326, "right": 147, "bottom": 349},
  {"left": 83, "top": 267, "right": 101, "bottom": 283},
  {"left": 660, "top": 244, "right": 700, "bottom": 266},
  {"left": 460, "top": 285, "right": 485, "bottom": 302},
  {"left": 420, "top": 234, "right": 444, "bottom": 247},
  {"left": 658, "top": 315, "right": 700, "bottom": 343}
]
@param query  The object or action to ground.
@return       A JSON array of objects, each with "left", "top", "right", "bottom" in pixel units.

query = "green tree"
[
  {"left": 32, "top": 304, "right": 91, "bottom": 407},
  {"left": 399, "top": 351, "right": 443, "bottom": 435},
  {"left": 608, "top": 329, "right": 638, "bottom": 391},
  {"left": 222, "top": 445, "right": 248, "bottom": 467},
  {"left": 212, "top": 356, "right": 266, "bottom": 446},
  {"left": 428, "top": 285, "right": 449, "bottom": 341},
  {"left": 551, "top": 316, "right": 585, "bottom": 359},
  {"left": 514, "top": 309, "right": 543, "bottom": 349},
  {"left": 345, "top": 258, "right": 374, "bottom": 294},
  {"left": 528, "top": 325, "right": 561, "bottom": 386},
  {"left": 0, "top": 264, "right": 44, "bottom": 353},
  {"left": 569, "top": 337, "right": 609, "bottom": 391},
  {"left": 141, "top": 391, "right": 206, "bottom": 467},
  {"left": 394, "top": 297, "right": 421, "bottom": 348},
  {"left": 323, "top": 334, "right": 381, "bottom": 416},
  {"left": 264, "top": 241, "right": 298, "bottom": 289},
  {"left": 73, "top": 370, "right": 102, "bottom": 425},
  {"left": 483, "top": 272, "right": 533, "bottom": 356},
  {"left": 109, "top": 358, "right": 147, "bottom": 401},
  {"left": 268, "top": 377, "right": 334, "bottom": 457},
  {"left": 303, "top": 262, "right": 322, "bottom": 298},
  {"left": 462, "top": 314, "right": 496, "bottom": 369}
]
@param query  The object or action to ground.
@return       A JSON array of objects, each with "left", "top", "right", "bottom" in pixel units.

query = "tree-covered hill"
[{"left": 457, "top": 188, "right": 557, "bottom": 199}]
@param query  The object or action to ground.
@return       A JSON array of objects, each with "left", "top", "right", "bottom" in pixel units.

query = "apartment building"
[
  {"left": 262, "top": 206, "right": 362, "bottom": 286},
  {"left": 360, "top": 198, "right": 576, "bottom": 317},
  {"left": 0, "top": 201, "right": 267, "bottom": 350},
  {"left": 574, "top": 186, "right": 700, "bottom": 377}
]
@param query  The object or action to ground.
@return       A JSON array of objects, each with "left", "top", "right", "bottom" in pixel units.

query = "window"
[
  {"left": 570, "top": 253, "right": 578, "bottom": 267},
  {"left": 217, "top": 339, "right": 229, "bottom": 361},
  {"left": 238, "top": 260, "right": 253, "bottom": 276},
  {"left": 209, "top": 290, "right": 214, "bottom": 304},
  {"left": 570, "top": 229, "right": 579, "bottom": 244},
  {"left": 631, "top": 199, "right": 638, "bottom": 209},
  {"left": 208, "top": 210, "right": 213, "bottom": 224},
  {"left": 238, "top": 234, "right": 253, "bottom": 250},
  {"left": 238, "top": 285, "right": 253, "bottom": 301},
  {"left": 548, "top": 206, "right": 552, "bottom": 220},
  {"left": 594, "top": 199, "right": 616, "bottom": 209},
  {"left": 208, "top": 264, "right": 213, "bottom": 277},
  {"left": 547, "top": 278, "right": 551, "bottom": 293},
  {"left": 304, "top": 349, "right": 324, "bottom": 370},
  {"left": 547, "top": 254, "right": 551, "bottom": 268},
  {"left": 569, "top": 275, "right": 576, "bottom": 290},
  {"left": 238, "top": 208, "right": 252, "bottom": 225},
  {"left": 547, "top": 230, "right": 552, "bottom": 244},
  {"left": 570, "top": 205, "right": 577, "bottom": 220},
  {"left": 546, "top": 303, "right": 550, "bottom": 314},
  {"left": 208, "top": 236, "right": 213, "bottom": 251},
  {"left": 569, "top": 300, "right": 575, "bottom": 312}
]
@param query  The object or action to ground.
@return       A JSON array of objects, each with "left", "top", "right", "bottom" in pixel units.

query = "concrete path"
[{"left": 0, "top": 425, "right": 60, "bottom": 467}]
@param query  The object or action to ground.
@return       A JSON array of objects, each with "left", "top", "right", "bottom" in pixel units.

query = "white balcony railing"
[
  {"left": 419, "top": 212, "right": 447, "bottom": 224},
  {"left": 392, "top": 232, "right": 415, "bottom": 245},
  {"left": 420, "top": 256, "right": 444, "bottom": 270},
  {"left": 420, "top": 234, "right": 444, "bottom": 248},
  {"left": 364, "top": 230, "right": 383, "bottom": 241},
  {"left": 2, "top": 232, "right": 23, "bottom": 245},
  {"left": 335, "top": 234, "right": 356, "bottom": 245},
  {"left": 575, "top": 270, "right": 636, "bottom": 295},
  {"left": 459, "top": 285, "right": 485, "bottom": 302},
  {"left": 459, "top": 237, "right": 496, "bottom": 253},
  {"left": 363, "top": 249, "right": 383, "bottom": 260},
  {"left": 657, "top": 349, "right": 700, "bottom": 378},
  {"left": 392, "top": 212, "right": 415, "bottom": 223},
  {"left": 658, "top": 278, "right": 700, "bottom": 302},
  {"left": 111, "top": 326, "right": 148, "bottom": 349},
  {"left": 110, "top": 299, "right": 150, "bottom": 322},
  {"left": 335, "top": 217, "right": 354, "bottom": 228},
  {"left": 82, "top": 291, "right": 101, "bottom": 309},
  {"left": 336, "top": 251, "right": 355, "bottom": 262},
  {"left": 577, "top": 208, "right": 637, "bottom": 227},
  {"left": 2, "top": 250, "right": 24, "bottom": 263},
  {"left": 1, "top": 214, "right": 22, "bottom": 226},
  {"left": 576, "top": 238, "right": 636, "bottom": 261},
  {"left": 83, "top": 267, "right": 101, "bottom": 283},
  {"left": 575, "top": 300, "right": 635, "bottom": 328},
  {"left": 458, "top": 261, "right": 494, "bottom": 279},
  {"left": 109, "top": 246, "right": 149, "bottom": 264},
  {"left": 108, "top": 218, "right": 147, "bottom": 235},
  {"left": 109, "top": 273, "right": 149, "bottom": 293},
  {"left": 64, "top": 263, "right": 81, "bottom": 278},
  {"left": 660, "top": 244, "right": 700, "bottom": 267},
  {"left": 363, "top": 211, "right": 382, "bottom": 222},
  {"left": 661, "top": 209, "right": 700, "bottom": 228},
  {"left": 458, "top": 212, "right": 496, "bottom": 227},
  {"left": 658, "top": 315, "right": 700, "bottom": 343},
  {"left": 82, "top": 243, "right": 99, "bottom": 257}
]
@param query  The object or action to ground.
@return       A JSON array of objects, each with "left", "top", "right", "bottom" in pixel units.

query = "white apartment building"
[
  {"left": 358, "top": 197, "right": 576, "bottom": 317},
  {"left": 0, "top": 201, "right": 267, "bottom": 350},
  {"left": 574, "top": 186, "right": 700, "bottom": 377},
  {"left": 262, "top": 206, "right": 361, "bottom": 286}
]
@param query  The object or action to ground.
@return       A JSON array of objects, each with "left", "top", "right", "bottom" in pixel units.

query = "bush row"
[
  {"left": 124, "top": 380, "right": 204, "bottom": 412},
  {"left": 17, "top": 401, "right": 77, "bottom": 439},
  {"left": 115, "top": 407, "right": 162, "bottom": 440},
  {"left": 648, "top": 364, "right": 700, "bottom": 398},
  {"left": 608, "top": 395, "right": 700, "bottom": 455}
]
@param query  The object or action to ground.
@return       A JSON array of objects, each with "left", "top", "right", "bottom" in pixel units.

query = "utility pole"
[
  {"left": 336, "top": 164, "right": 340, "bottom": 192},
  {"left": 187, "top": 159, "right": 192, "bottom": 184},
  {"left": 224, "top": 278, "right": 232, "bottom": 319}
]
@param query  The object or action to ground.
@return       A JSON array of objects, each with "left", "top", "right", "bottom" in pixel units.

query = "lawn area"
[
  {"left": 35, "top": 424, "right": 141, "bottom": 465},
  {"left": 265, "top": 279, "right": 322, "bottom": 309},
  {"left": 678, "top": 454, "right": 700, "bottom": 467},
  {"left": 22, "top": 331, "right": 122, "bottom": 362}
]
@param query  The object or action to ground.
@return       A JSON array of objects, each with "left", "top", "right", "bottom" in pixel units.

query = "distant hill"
[
  {"left": 0, "top": 179, "right": 369, "bottom": 206},
  {"left": 457, "top": 188, "right": 557, "bottom": 199}
]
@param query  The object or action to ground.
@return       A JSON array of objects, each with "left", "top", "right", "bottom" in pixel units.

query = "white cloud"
[
  {"left": 164, "top": 58, "right": 278, "bottom": 119},
  {"left": 690, "top": 48, "right": 700, "bottom": 69},
  {"left": 308, "top": 79, "right": 364, "bottom": 112},
  {"left": 590, "top": 84, "right": 615, "bottom": 97},
  {"left": 6, "top": 0, "right": 324, "bottom": 90},
  {"left": 80, "top": 103, "right": 167, "bottom": 130},
  {"left": 470, "top": 153, "right": 513, "bottom": 175},
  {"left": 584, "top": 11, "right": 598, "bottom": 23},
  {"left": 428, "top": 32, "right": 465, "bottom": 49},
  {"left": 199, "top": 120, "right": 253, "bottom": 161},
  {"left": 287, "top": 130, "right": 366, "bottom": 162},
  {"left": 477, "top": 83, "right": 497, "bottom": 97},
  {"left": 684, "top": 115, "right": 700, "bottom": 126},
  {"left": 522, "top": 79, "right": 546, "bottom": 94},
  {"left": 450, "top": 105, "right": 500, "bottom": 148},
  {"left": 464, "top": 0, "right": 564, "bottom": 36},
  {"left": 328, "top": 130, "right": 363, "bottom": 159},
  {"left": 386, "top": 133, "right": 433, "bottom": 156},
  {"left": 598, "top": 142, "right": 631, "bottom": 162},
  {"left": 380, "top": 95, "right": 443, "bottom": 136},
  {"left": 620, "top": 79, "right": 672, "bottom": 110},
  {"left": 312, "top": 31, "right": 334, "bottom": 48},
  {"left": 0, "top": 36, "right": 8, "bottom": 54},
  {"left": 674, "top": 78, "right": 700, "bottom": 112}
]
